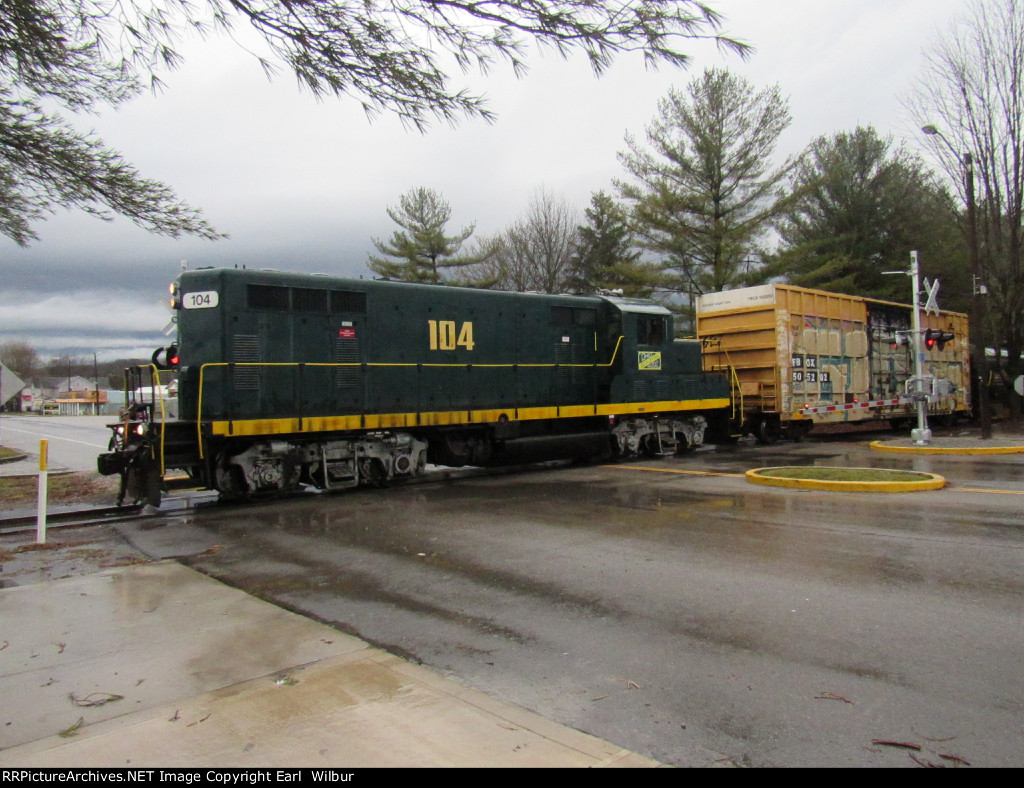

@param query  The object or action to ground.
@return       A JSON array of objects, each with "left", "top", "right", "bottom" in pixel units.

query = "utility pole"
[
  {"left": 964, "top": 153, "right": 992, "bottom": 438},
  {"left": 93, "top": 353, "right": 100, "bottom": 416},
  {"left": 923, "top": 124, "right": 991, "bottom": 438}
]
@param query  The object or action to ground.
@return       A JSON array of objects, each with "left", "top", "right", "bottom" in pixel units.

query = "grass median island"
[
  {"left": 755, "top": 467, "right": 930, "bottom": 483},
  {"left": 0, "top": 446, "right": 21, "bottom": 461},
  {"left": 746, "top": 466, "right": 946, "bottom": 492}
]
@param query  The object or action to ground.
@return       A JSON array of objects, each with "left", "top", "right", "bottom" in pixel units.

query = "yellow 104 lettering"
[{"left": 428, "top": 320, "right": 475, "bottom": 351}]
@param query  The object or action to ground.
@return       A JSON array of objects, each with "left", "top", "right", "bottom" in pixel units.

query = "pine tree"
[
  {"left": 368, "top": 188, "right": 485, "bottom": 282},
  {"left": 568, "top": 191, "right": 655, "bottom": 296},
  {"left": 618, "top": 68, "right": 793, "bottom": 299},
  {"left": 769, "top": 127, "right": 966, "bottom": 306}
]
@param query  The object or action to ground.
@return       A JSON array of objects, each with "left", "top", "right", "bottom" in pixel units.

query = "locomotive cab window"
[{"left": 636, "top": 316, "right": 667, "bottom": 346}]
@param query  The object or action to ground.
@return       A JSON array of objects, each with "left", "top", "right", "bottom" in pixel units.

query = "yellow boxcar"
[{"left": 696, "top": 284, "right": 971, "bottom": 442}]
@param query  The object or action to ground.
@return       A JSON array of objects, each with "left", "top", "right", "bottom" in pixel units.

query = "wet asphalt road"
[
  {"left": 121, "top": 436, "right": 1024, "bottom": 768},
  {"left": 0, "top": 414, "right": 112, "bottom": 472}
]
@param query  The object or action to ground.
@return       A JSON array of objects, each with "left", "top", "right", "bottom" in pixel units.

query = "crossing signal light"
[
  {"left": 924, "top": 329, "right": 955, "bottom": 351},
  {"left": 152, "top": 343, "right": 180, "bottom": 370}
]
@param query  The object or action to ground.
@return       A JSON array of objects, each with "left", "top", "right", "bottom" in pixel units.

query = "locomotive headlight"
[
  {"left": 169, "top": 282, "right": 178, "bottom": 295},
  {"left": 135, "top": 424, "right": 146, "bottom": 436}
]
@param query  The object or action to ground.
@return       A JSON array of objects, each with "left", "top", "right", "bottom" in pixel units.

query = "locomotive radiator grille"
[
  {"left": 335, "top": 336, "right": 360, "bottom": 388},
  {"left": 231, "top": 334, "right": 262, "bottom": 390}
]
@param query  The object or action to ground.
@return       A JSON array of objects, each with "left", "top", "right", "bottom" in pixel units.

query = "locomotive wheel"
[
  {"left": 640, "top": 433, "right": 663, "bottom": 457},
  {"left": 215, "top": 460, "right": 250, "bottom": 502},
  {"left": 674, "top": 433, "right": 696, "bottom": 454},
  {"left": 358, "top": 457, "right": 388, "bottom": 487}
]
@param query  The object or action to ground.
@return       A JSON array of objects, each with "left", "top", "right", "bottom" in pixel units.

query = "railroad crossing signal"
[
  {"left": 923, "top": 278, "right": 941, "bottom": 315},
  {"left": 924, "top": 329, "right": 955, "bottom": 351}
]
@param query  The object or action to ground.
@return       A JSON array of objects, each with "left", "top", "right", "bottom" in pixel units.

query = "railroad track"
[
  {"left": 0, "top": 491, "right": 219, "bottom": 534},
  {"left": 0, "top": 460, "right": 579, "bottom": 534}
]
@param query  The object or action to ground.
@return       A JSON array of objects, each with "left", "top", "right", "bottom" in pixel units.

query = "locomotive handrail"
[
  {"left": 120, "top": 363, "right": 171, "bottom": 475},
  {"left": 193, "top": 336, "right": 626, "bottom": 460}
]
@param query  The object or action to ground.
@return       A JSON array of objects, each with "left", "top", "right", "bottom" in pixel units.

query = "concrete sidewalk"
[{"left": 0, "top": 562, "right": 661, "bottom": 768}]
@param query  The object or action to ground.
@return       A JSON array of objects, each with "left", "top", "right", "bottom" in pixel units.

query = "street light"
[{"left": 922, "top": 124, "right": 992, "bottom": 439}]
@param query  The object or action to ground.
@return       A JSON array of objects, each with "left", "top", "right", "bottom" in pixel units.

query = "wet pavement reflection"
[{"left": 118, "top": 430, "right": 1024, "bottom": 768}]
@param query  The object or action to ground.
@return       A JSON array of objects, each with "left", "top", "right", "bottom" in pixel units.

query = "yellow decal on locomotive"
[
  {"left": 638, "top": 351, "right": 662, "bottom": 370},
  {"left": 428, "top": 320, "right": 475, "bottom": 351}
]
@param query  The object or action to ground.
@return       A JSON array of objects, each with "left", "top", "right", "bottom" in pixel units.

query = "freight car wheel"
[
  {"left": 787, "top": 422, "right": 811, "bottom": 442},
  {"left": 757, "top": 418, "right": 781, "bottom": 445}
]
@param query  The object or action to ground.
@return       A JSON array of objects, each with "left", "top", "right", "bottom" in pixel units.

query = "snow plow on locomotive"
[{"left": 98, "top": 268, "right": 732, "bottom": 506}]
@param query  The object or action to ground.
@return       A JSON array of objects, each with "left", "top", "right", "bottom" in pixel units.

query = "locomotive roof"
[
  {"left": 179, "top": 267, "right": 671, "bottom": 314},
  {"left": 598, "top": 295, "right": 672, "bottom": 316}
]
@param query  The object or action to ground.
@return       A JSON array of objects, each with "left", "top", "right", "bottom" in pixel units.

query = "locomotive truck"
[{"left": 98, "top": 268, "right": 732, "bottom": 506}]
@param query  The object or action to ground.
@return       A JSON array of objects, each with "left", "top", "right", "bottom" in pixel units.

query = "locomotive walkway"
[{"left": 0, "top": 561, "right": 665, "bottom": 768}]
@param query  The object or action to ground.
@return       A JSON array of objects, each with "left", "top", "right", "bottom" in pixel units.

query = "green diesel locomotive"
[{"left": 98, "top": 268, "right": 732, "bottom": 506}]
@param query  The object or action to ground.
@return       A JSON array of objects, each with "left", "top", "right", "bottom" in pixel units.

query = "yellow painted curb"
[
  {"left": 745, "top": 467, "right": 946, "bottom": 492},
  {"left": 870, "top": 440, "right": 1024, "bottom": 455}
]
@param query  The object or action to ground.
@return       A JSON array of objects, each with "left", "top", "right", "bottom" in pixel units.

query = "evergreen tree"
[
  {"left": 617, "top": 68, "right": 793, "bottom": 303},
  {"left": 567, "top": 191, "right": 656, "bottom": 296},
  {"left": 368, "top": 188, "right": 485, "bottom": 283},
  {"left": 770, "top": 127, "right": 967, "bottom": 308}
]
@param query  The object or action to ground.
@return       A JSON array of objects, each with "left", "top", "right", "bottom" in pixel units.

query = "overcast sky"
[{"left": 0, "top": 0, "right": 972, "bottom": 362}]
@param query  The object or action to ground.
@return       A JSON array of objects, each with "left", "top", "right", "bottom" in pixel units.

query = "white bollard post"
[{"left": 36, "top": 439, "right": 48, "bottom": 544}]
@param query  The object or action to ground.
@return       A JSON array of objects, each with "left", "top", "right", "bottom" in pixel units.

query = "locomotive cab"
[{"left": 600, "top": 297, "right": 729, "bottom": 454}]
